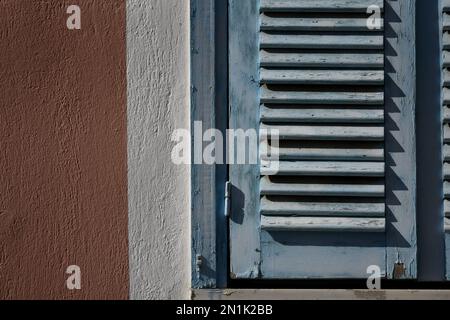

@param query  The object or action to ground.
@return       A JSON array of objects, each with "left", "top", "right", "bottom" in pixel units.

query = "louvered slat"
[
  {"left": 260, "top": 197, "right": 385, "bottom": 217},
  {"left": 445, "top": 163, "right": 450, "bottom": 180},
  {"left": 260, "top": 0, "right": 384, "bottom": 13},
  {"left": 260, "top": 69, "right": 384, "bottom": 85},
  {"left": 260, "top": 177, "right": 385, "bottom": 197},
  {"left": 444, "top": 33, "right": 450, "bottom": 50},
  {"left": 444, "top": 108, "right": 450, "bottom": 124},
  {"left": 445, "top": 219, "right": 450, "bottom": 232},
  {"left": 260, "top": 33, "right": 383, "bottom": 49},
  {"left": 260, "top": 51, "right": 384, "bottom": 68},
  {"left": 261, "top": 106, "right": 384, "bottom": 123},
  {"left": 258, "top": 0, "right": 385, "bottom": 233},
  {"left": 445, "top": 182, "right": 450, "bottom": 199},
  {"left": 445, "top": 145, "right": 450, "bottom": 161},
  {"left": 445, "top": 200, "right": 450, "bottom": 217},
  {"left": 260, "top": 15, "right": 383, "bottom": 32},
  {"left": 261, "top": 216, "right": 385, "bottom": 232},
  {"left": 261, "top": 87, "right": 384, "bottom": 105},
  {"left": 260, "top": 124, "right": 384, "bottom": 141},
  {"left": 445, "top": 0, "right": 450, "bottom": 13},
  {"left": 261, "top": 161, "right": 385, "bottom": 177},
  {"left": 260, "top": 140, "right": 384, "bottom": 161},
  {"left": 445, "top": 125, "right": 450, "bottom": 143},
  {"left": 445, "top": 13, "right": 450, "bottom": 31},
  {"left": 444, "top": 52, "right": 450, "bottom": 68}
]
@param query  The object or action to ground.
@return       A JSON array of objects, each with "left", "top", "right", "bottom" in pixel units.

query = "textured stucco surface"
[
  {"left": 127, "top": 0, "right": 191, "bottom": 300},
  {"left": 0, "top": 0, "right": 129, "bottom": 299}
]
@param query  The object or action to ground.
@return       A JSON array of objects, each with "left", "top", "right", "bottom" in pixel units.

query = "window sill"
[{"left": 192, "top": 289, "right": 450, "bottom": 300}]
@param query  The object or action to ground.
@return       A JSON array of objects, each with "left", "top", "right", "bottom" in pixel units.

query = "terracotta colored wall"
[{"left": 0, "top": 0, "right": 128, "bottom": 299}]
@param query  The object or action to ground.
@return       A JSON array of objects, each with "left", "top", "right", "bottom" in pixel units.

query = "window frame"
[{"left": 191, "top": 0, "right": 229, "bottom": 289}]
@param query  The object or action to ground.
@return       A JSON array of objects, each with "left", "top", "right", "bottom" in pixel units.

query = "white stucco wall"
[{"left": 127, "top": 0, "right": 191, "bottom": 300}]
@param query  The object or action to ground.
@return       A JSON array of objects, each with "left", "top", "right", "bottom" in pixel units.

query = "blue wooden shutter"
[{"left": 229, "top": 0, "right": 417, "bottom": 279}]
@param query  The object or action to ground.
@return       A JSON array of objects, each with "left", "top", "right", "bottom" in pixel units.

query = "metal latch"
[{"left": 224, "top": 181, "right": 231, "bottom": 218}]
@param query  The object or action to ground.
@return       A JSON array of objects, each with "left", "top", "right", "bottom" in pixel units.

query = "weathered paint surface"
[
  {"left": 228, "top": 0, "right": 262, "bottom": 279},
  {"left": 0, "top": 0, "right": 129, "bottom": 299},
  {"left": 384, "top": 0, "right": 417, "bottom": 279},
  {"left": 127, "top": 0, "right": 191, "bottom": 299},
  {"left": 229, "top": 0, "right": 390, "bottom": 279},
  {"left": 190, "top": 0, "right": 229, "bottom": 289}
]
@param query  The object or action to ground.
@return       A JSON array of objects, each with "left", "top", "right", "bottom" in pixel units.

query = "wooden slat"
[
  {"left": 260, "top": 197, "right": 385, "bottom": 217},
  {"left": 444, "top": 107, "right": 450, "bottom": 123},
  {"left": 261, "top": 87, "right": 384, "bottom": 105},
  {"left": 260, "top": 106, "right": 384, "bottom": 123},
  {"left": 445, "top": 200, "right": 450, "bottom": 217},
  {"left": 260, "top": 15, "right": 383, "bottom": 32},
  {"left": 444, "top": 145, "right": 450, "bottom": 162},
  {"left": 261, "top": 161, "right": 385, "bottom": 177},
  {"left": 445, "top": 181, "right": 450, "bottom": 199},
  {"left": 444, "top": 69, "right": 450, "bottom": 87},
  {"left": 446, "top": 216, "right": 450, "bottom": 232},
  {"left": 260, "top": 51, "right": 384, "bottom": 68},
  {"left": 444, "top": 32, "right": 450, "bottom": 50},
  {"left": 260, "top": 176, "right": 385, "bottom": 197},
  {"left": 260, "top": 140, "right": 384, "bottom": 161},
  {"left": 260, "top": 0, "right": 384, "bottom": 13},
  {"left": 443, "top": 88, "right": 450, "bottom": 105},
  {"left": 444, "top": 125, "right": 450, "bottom": 143},
  {"left": 260, "top": 124, "right": 384, "bottom": 141},
  {"left": 260, "top": 216, "right": 385, "bottom": 232},
  {"left": 445, "top": 163, "right": 450, "bottom": 180},
  {"left": 256, "top": 0, "right": 389, "bottom": 241},
  {"left": 445, "top": 0, "right": 450, "bottom": 13},
  {"left": 444, "top": 51, "right": 450, "bottom": 68},
  {"left": 445, "top": 218, "right": 450, "bottom": 232},
  {"left": 260, "top": 33, "right": 384, "bottom": 50},
  {"left": 260, "top": 69, "right": 384, "bottom": 85},
  {"left": 445, "top": 13, "right": 450, "bottom": 31}
]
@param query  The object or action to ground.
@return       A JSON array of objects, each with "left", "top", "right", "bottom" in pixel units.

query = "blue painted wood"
[
  {"left": 260, "top": 51, "right": 384, "bottom": 68},
  {"left": 191, "top": 0, "right": 228, "bottom": 288},
  {"left": 228, "top": 0, "right": 262, "bottom": 279},
  {"left": 260, "top": 106, "right": 384, "bottom": 123},
  {"left": 385, "top": 0, "right": 417, "bottom": 279},
  {"left": 260, "top": 140, "right": 385, "bottom": 161},
  {"left": 260, "top": 230, "right": 386, "bottom": 279},
  {"left": 260, "top": 87, "right": 384, "bottom": 105},
  {"left": 229, "top": 0, "right": 415, "bottom": 280},
  {"left": 260, "top": 15, "right": 384, "bottom": 32},
  {"left": 260, "top": 197, "right": 385, "bottom": 217},
  {"left": 261, "top": 216, "right": 386, "bottom": 233},
  {"left": 260, "top": 33, "right": 384, "bottom": 49},
  {"left": 260, "top": 176, "right": 385, "bottom": 197},
  {"left": 191, "top": 0, "right": 418, "bottom": 285},
  {"left": 260, "top": 0, "right": 384, "bottom": 13}
]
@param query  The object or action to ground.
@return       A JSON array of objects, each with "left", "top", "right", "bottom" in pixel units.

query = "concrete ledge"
[{"left": 192, "top": 289, "right": 450, "bottom": 300}]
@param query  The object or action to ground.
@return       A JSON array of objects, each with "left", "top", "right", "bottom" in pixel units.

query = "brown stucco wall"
[{"left": 0, "top": 0, "right": 128, "bottom": 299}]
